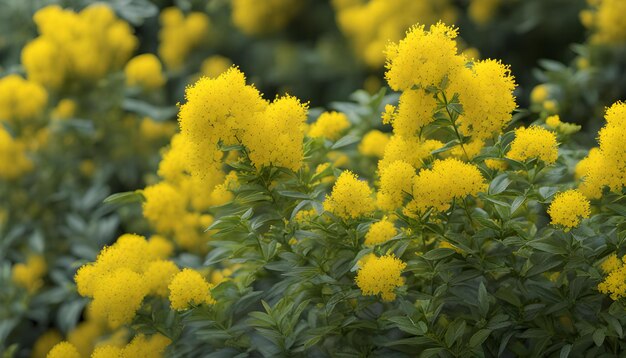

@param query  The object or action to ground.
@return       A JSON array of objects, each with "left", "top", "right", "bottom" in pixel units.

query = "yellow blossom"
[
  {"left": 548, "top": 189, "right": 591, "bottom": 230},
  {"left": 364, "top": 218, "right": 398, "bottom": 246},
  {"left": 46, "top": 342, "right": 80, "bottom": 358},
  {"left": 359, "top": 130, "right": 390, "bottom": 158},
  {"left": 355, "top": 254, "right": 406, "bottom": 301},
  {"left": 308, "top": 111, "right": 350, "bottom": 140},
  {"left": 168, "top": 269, "right": 216, "bottom": 310},
  {"left": 324, "top": 171, "right": 375, "bottom": 219},
  {"left": 125, "top": 54, "right": 166, "bottom": 89},
  {"left": 506, "top": 126, "right": 558, "bottom": 164}
]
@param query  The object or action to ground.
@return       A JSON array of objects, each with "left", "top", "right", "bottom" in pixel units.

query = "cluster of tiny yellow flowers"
[
  {"left": 547, "top": 189, "right": 591, "bottom": 230},
  {"left": 124, "top": 54, "right": 166, "bottom": 90},
  {"left": 324, "top": 171, "right": 375, "bottom": 219},
  {"left": 231, "top": 0, "right": 301, "bottom": 36},
  {"left": 32, "top": 330, "right": 62, "bottom": 358},
  {"left": 468, "top": 0, "right": 502, "bottom": 25},
  {"left": 159, "top": 7, "right": 210, "bottom": 70},
  {"left": 378, "top": 136, "right": 441, "bottom": 170},
  {"left": 355, "top": 254, "right": 407, "bottom": 301},
  {"left": 22, "top": 4, "right": 137, "bottom": 88},
  {"left": 201, "top": 55, "right": 233, "bottom": 78},
  {"left": 506, "top": 126, "right": 559, "bottom": 164},
  {"left": 51, "top": 98, "right": 77, "bottom": 120},
  {"left": 377, "top": 160, "right": 415, "bottom": 211},
  {"left": 407, "top": 158, "right": 486, "bottom": 214},
  {"left": 48, "top": 333, "right": 171, "bottom": 358},
  {"left": 0, "top": 74, "right": 48, "bottom": 122},
  {"left": 598, "top": 253, "right": 626, "bottom": 300},
  {"left": 364, "top": 217, "right": 398, "bottom": 246},
  {"left": 11, "top": 255, "right": 47, "bottom": 293},
  {"left": 578, "top": 102, "right": 626, "bottom": 199},
  {"left": 308, "top": 111, "right": 351, "bottom": 140},
  {"left": 358, "top": 130, "right": 390, "bottom": 158},
  {"left": 333, "top": 0, "right": 457, "bottom": 68},
  {"left": 448, "top": 59, "right": 517, "bottom": 140},
  {"left": 74, "top": 234, "right": 178, "bottom": 328},
  {"left": 139, "top": 117, "right": 177, "bottom": 141},
  {"left": 580, "top": 0, "right": 626, "bottom": 44},
  {"left": 168, "top": 268, "right": 216, "bottom": 310},
  {"left": 0, "top": 126, "right": 33, "bottom": 180}
]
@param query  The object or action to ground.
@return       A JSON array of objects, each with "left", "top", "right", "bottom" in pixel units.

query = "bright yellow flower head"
[
  {"left": 359, "top": 130, "right": 390, "bottom": 158},
  {"left": 365, "top": 218, "right": 398, "bottom": 246},
  {"left": 324, "top": 171, "right": 376, "bottom": 220},
  {"left": 308, "top": 111, "right": 350, "bottom": 140},
  {"left": 159, "top": 8, "right": 210, "bottom": 69},
  {"left": 377, "top": 160, "right": 415, "bottom": 211},
  {"left": 142, "top": 182, "right": 188, "bottom": 233},
  {"left": 0, "top": 74, "right": 48, "bottom": 122},
  {"left": 355, "top": 254, "right": 406, "bottom": 301},
  {"left": 392, "top": 89, "right": 437, "bottom": 138},
  {"left": 506, "top": 126, "right": 559, "bottom": 164},
  {"left": 408, "top": 158, "right": 486, "bottom": 214},
  {"left": 11, "top": 255, "right": 47, "bottom": 293},
  {"left": 378, "top": 136, "right": 441, "bottom": 170},
  {"left": 144, "top": 260, "right": 180, "bottom": 297},
  {"left": 385, "top": 22, "right": 465, "bottom": 91},
  {"left": 601, "top": 253, "right": 622, "bottom": 274},
  {"left": 548, "top": 189, "right": 591, "bottom": 230},
  {"left": 90, "top": 268, "right": 149, "bottom": 328},
  {"left": 121, "top": 334, "right": 171, "bottom": 358},
  {"left": 0, "top": 127, "right": 33, "bottom": 180},
  {"left": 47, "top": 342, "right": 81, "bottom": 358},
  {"left": 125, "top": 54, "right": 166, "bottom": 89},
  {"left": 168, "top": 268, "right": 216, "bottom": 310}
]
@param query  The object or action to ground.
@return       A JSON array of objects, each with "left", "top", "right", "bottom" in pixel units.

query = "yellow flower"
[
  {"left": 530, "top": 84, "right": 549, "bottom": 104},
  {"left": 355, "top": 254, "right": 406, "bottom": 301},
  {"left": 468, "top": 0, "right": 501, "bottom": 25},
  {"left": 601, "top": 253, "right": 622, "bottom": 274},
  {"left": 11, "top": 255, "right": 47, "bottom": 293},
  {"left": 385, "top": 22, "right": 465, "bottom": 91},
  {"left": 407, "top": 158, "right": 486, "bottom": 214},
  {"left": 324, "top": 171, "right": 375, "bottom": 220},
  {"left": 52, "top": 99, "right": 76, "bottom": 120},
  {"left": 231, "top": 0, "right": 301, "bottom": 35},
  {"left": 32, "top": 330, "right": 63, "bottom": 358},
  {"left": 0, "top": 74, "right": 48, "bottom": 121},
  {"left": 168, "top": 269, "right": 216, "bottom": 310},
  {"left": 308, "top": 111, "right": 350, "bottom": 140},
  {"left": 91, "top": 268, "right": 149, "bottom": 328},
  {"left": 378, "top": 135, "right": 441, "bottom": 170},
  {"left": 125, "top": 54, "right": 166, "bottom": 89},
  {"left": 598, "top": 255, "right": 626, "bottom": 300},
  {"left": 359, "top": 130, "right": 390, "bottom": 158},
  {"left": 144, "top": 260, "right": 180, "bottom": 297},
  {"left": 450, "top": 59, "right": 516, "bottom": 140},
  {"left": 67, "top": 321, "right": 103, "bottom": 357},
  {"left": 201, "top": 55, "right": 232, "bottom": 78},
  {"left": 91, "top": 345, "right": 123, "bottom": 358},
  {"left": 158, "top": 8, "right": 210, "bottom": 69},
  {"left": 47, "top": 342, "right": 80, "bottom": 358},
  {"left": 547, "top": 189, "right": 591, "bottom": 230},
  {"left": 147, "top": 235, "right": 174, "bottom": 259},
  {"left": 121, "top": 334, "right": 171, "bottom": 358},
  {"left": 587, "top": 0, "right": 626, "bottom": 44},
  {"left": 392, "top": 89, "right": 437, "bottom": 138},
  {"left": 364, "top": 218, "right": 398, "bottom": 246},
  {"left": 506, "top": 126, "right": 558, "bottom": 164},
  {"left": 546, "top": 115, "right": 562, "bottom": 129},
  {"left": 142, "top": 182, "right": 188, "bottom": 233},
  {"left": 377, "top": 160, "right": 415, "bottom": 211}
]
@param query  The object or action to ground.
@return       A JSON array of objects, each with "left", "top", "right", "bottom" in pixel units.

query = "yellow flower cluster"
[
  {"left": 324, "top": 171, "right": 375, "bottom": 219},
  {"left": 308, "top": 111, "right": 351, "bottom": 140},
  {"left": 378, "top": 136, "right": 441, "bottom": 170},
  {"left": 49, "top": 333, "right": 171, "bottom": 358},
  {"left": 377, "top": 160, "right": 415, "bottom": 211},
  {"left": 355, "top": 254, "right": 406, "bottom": 301},
  {"left": 0, "top": 127, "right": 33, "bottom": 180},
  {"left": 0, "top": 75, "right": 48, "bottom": 122},
  {"left": 449, "top": 59, "right": 517, "bottom": 140},
  {"left": 32, "top": 330, "right": 62, "bottom": 358},
  {"left": 74, "top": 234, "right": 178, "bottom": 328},
  {"left": 139, "top": 117, "right": 177, "bottom": 141},
  {"left": 231, "top": 0, "right": 301, "bottom": 36},
  {"left": 468, "top": 0, "right": 502, "bottom": 25},
  {"left": 333, "top": 0, "right": 457, "bottom": 68},
  {"left": 364, "top": 218, "right": 398, "bottom": 246},
  {"left": 407, "top": 158, "right": 486, "bottom": 214},
  {"left": 598, "top": 253, "right": 626, "bottom": 300},
  {"left": 22, "top": 4, "right": 137, "bottom": 88},
  {"left": 581, "top": 0, "right": 626, "bottom": 44},
  {"left": 385, "top": 23, "right": 465, "bottom": 91},
  {"left": 506, "top": 126, "right": 559, "bottom": 164},
  {"left": 159, "top": 7, "right": 210, "bottom": 69},
  {"left": 124, "top": 54, "right": 166, "bottom": 90},
  {"left": 578, "top": 102, "right": 626, "bottom": 199},
  {"left": 201, "top": 55, "right": 233, "bottom": 78},
  {"left": 11, "top": 255, "right": 47, "bottom": 293},
  {"left": 46, "top": 341, "right": 80, "bottom": 358},
  {"left": 179, "top": 67, "right": 308, "bottom": 174},
  {"left": 168, "top": 268, "right": 216, "bottom": 310},
  {"left": 547, "top": 190, "right": 591, "bottom": 230},
  {"left": 359, "top": 130, "right": 390, "bottom": 158}
]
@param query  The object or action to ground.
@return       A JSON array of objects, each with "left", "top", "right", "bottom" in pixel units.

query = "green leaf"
[
  {"left": 469, "top": 329, "right": 491, "bottom": 347},
  {"left": 103, "top": 191, "right": 144, "bottom": 205},
  {"left": 444, "top": 319, "right": 466, "bottom": 347},
  {"left": 593, "top": 328, "right": 605, "bottom": 347},
  {"left": 421, "top": 248, "right": 455, "bottom": 261},
  {"left": 489, "top": 174, "right": 511, "bottom": 195},
  {"left": 330, "top": 135, "right": 360, "bottom": 150},
  {"left": 560, "top": 344, "right": 572, "bottom": 358},
  {"left": 431, "top": 139, "right": 460, "bottom": 155}
]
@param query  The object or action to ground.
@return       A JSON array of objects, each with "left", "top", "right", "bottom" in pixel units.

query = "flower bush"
[{"left": 3, "top": 1, "right": 626, "bottom": 357}]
